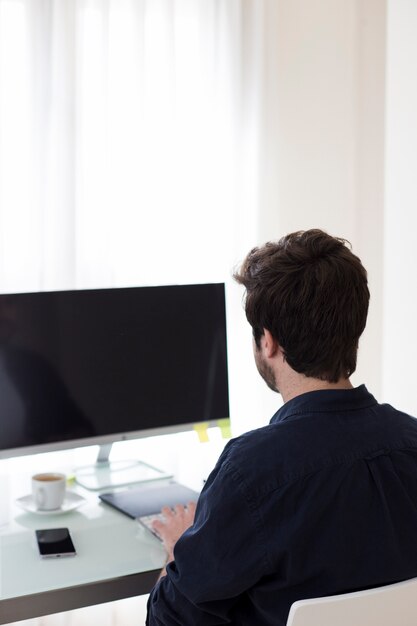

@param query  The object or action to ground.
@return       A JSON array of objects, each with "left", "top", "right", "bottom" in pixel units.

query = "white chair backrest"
[{"left": 286, "top": 576, "right": 417, "bottom": 626}]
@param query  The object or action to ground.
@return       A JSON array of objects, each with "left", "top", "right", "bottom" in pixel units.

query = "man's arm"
[{"left": 146, "top": 452, "right": 270, "bottom": 625}]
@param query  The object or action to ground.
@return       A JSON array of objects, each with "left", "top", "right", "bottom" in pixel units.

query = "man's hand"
[{"left": 152, "top": 502, "right": 197, "bottom": 578}]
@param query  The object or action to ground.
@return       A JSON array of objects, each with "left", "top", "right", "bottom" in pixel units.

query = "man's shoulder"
[
  {"left": 218, "top": 421, "right": 301, "bottom": 490},
  {"left": 219, "top": 400, "right": 417, "bottom": 494},
  {"left": 224, "top": 420, "right": 286, "bottom": 457}
]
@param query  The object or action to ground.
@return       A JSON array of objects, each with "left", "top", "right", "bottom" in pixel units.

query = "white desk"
[
  {"left": 0, "top": 434, "right": 227, "bottom": 624},
  {"left": 0, "top": 484, "right": 166, "bottom": 624}
]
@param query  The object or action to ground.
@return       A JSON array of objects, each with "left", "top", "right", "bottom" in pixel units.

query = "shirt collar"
[{"left": 270, "top": 384, "right": 378, "bottom": 424}]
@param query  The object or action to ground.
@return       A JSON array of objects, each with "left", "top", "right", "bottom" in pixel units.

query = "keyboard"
[{"left": 138, "top": 513, "right": 165, "bottom": 541}]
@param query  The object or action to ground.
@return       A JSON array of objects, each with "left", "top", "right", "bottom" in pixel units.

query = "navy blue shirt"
[{"left": 147, "top": 386, "right": 417, "bottom": 625}]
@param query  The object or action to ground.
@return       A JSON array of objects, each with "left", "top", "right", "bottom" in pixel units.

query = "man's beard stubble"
[{"left": 254, "top": 350, "right": 279, "bottom": 393}]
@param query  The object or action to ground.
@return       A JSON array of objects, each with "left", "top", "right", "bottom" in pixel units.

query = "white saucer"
[{"left": 16, "top": 491, "right": 86, "bottom": 515}]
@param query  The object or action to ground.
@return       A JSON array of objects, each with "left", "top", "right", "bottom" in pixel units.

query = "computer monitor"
[{"left": 0, "top": 283, "right": 229, "bottom": 488}]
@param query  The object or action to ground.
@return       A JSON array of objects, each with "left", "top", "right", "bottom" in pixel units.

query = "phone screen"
[{"left": 35, "top": 528, "right": 76, "bottom": 558}]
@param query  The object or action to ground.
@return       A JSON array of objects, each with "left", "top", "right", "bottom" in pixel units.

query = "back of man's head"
[{"left": 233, "top": 229, "right": 370, "bottom": 383}]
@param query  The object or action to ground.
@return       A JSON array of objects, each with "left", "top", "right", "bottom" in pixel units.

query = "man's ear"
[{"left": 263, "top": 329, "right": 279, "bottom": 358}]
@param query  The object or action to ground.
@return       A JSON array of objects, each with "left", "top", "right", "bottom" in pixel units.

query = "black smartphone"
[{"left": 35, "top": 528, "right": 76, "bottom": 558}]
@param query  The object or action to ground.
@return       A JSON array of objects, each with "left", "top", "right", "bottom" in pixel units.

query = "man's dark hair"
[{"left": 233, "top": 229, "right": 370, "bottom": 383}]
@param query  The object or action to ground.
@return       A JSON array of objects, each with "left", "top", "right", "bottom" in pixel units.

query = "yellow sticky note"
[
  {"left": 194, "top": 423, "right": 210, "bottom": 443},
  {"left": 217, "top": 418, "right": 232, "bottom": 439}
]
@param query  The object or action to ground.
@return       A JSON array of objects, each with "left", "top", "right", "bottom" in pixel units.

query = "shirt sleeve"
[{"left": 146, "top": 444, "right": 270, "bottom": 625}]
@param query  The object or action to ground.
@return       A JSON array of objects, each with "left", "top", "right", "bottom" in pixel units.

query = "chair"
[{"left": 286, "top": 576, "right": 417, "bottom": 626}]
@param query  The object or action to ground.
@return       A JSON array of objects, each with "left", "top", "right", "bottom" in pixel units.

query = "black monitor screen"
[{"left": 0, "top": 283, "right": 229, "bottom": 456}]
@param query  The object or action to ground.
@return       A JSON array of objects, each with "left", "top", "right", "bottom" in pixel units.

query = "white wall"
[
  {"left": 383, "top": 0, "right": 417, "bottom": 414},
  {"left": 243, "top": 0, "right": 387, "bottom": 422}
]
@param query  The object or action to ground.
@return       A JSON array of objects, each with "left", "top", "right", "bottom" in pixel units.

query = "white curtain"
[{"left": 0, "top": 0, "right": 260, "bottom": 295}]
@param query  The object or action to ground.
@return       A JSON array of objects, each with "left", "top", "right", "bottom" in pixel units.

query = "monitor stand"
[{"left": 74, "top": 444, "right": 173, "bottom": 491}]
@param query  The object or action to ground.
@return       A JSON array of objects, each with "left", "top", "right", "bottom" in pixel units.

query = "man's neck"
[{"left": 280, "top": 375, "right": 353, "bottom": 403}]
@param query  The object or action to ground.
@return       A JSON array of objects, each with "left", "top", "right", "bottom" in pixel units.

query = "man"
[{"left": 146, "top": 229, "right": 417, "bottom": 625}]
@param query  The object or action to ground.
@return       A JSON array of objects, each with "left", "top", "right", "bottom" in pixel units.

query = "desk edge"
[{"left": 0, "top": 569, "right": 160, "bottom": 624}]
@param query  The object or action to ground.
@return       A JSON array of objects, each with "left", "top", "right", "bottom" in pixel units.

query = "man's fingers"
[
  {"left": 158, "top": 501, "right": 197, "bottom": 524},
  {"left": 161, "top": 506, "right": 174, "bottom": 518},
  {"left": 187, "top": 501, "right": 197, "bottom": 514}
]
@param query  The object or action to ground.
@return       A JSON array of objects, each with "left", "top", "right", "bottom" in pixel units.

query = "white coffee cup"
[{"left": 31, "top": 473, "right": 66, "bottom": 511}]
